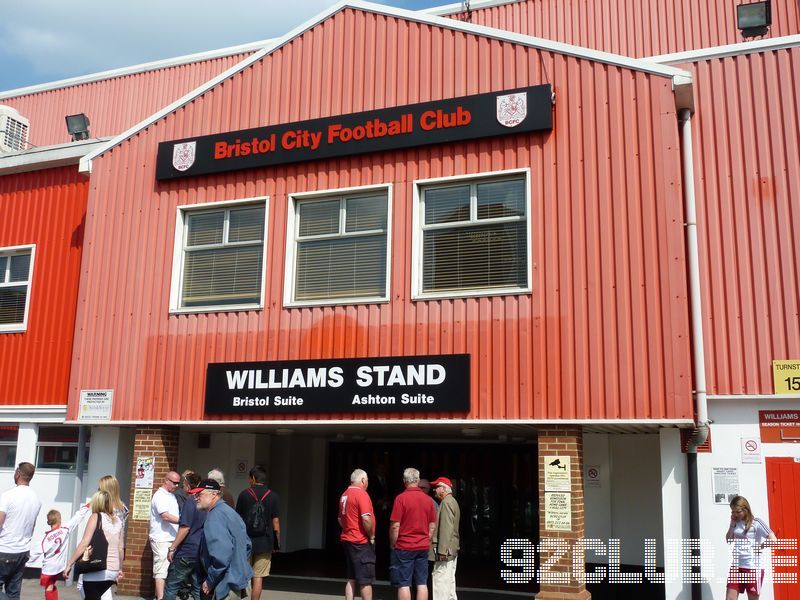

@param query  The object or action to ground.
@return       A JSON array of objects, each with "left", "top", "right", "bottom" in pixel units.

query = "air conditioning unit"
[{"left": 0, "top": 105, "right": 30, "bottom": 153}]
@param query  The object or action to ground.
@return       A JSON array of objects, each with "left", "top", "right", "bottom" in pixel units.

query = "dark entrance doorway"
[{"left": 325, "top": 440, "right": 538, "bottom": 592}]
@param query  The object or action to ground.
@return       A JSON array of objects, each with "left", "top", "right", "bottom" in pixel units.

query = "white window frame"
[
  {"left": 0, "top": 244, "right": 36, "bottom": 333},
  {"left": 284, "top": 184, "right": 392, "bottom": 308},
  {"left": 34, "top": 426, "right": 89, "bottom": 472},
  {"left": 169, "top": 197, "right": 269, "bottom": 314},
  {"left": 411, "top": 168, "right": 532, "bottom": 300}
]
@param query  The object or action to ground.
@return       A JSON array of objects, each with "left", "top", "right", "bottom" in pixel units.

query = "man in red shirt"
[
  {"left": 389, "top": 467, "right": 436, "bottom": 600},
  {"left": 338, "top": 468, "right": 375, "bottom": 600}
]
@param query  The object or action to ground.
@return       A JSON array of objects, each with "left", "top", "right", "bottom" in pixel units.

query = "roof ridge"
[{"left": 80, "top": 0, "right": 691, "bottom": 173}]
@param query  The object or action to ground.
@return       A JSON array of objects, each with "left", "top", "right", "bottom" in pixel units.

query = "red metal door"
[{"left": 766, "top": 457, "right": 800, "bottom": 600}]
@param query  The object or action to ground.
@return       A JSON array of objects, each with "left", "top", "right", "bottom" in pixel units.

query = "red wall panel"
[
  {"left": 684, "top": 46, "right": 800, "bottom": 395},
  {"left": 0, "top": 167, "right": 88, "bottom": 405},
  {"left": 68, "top": 8, "right": 693, "bottom": 422},
  {"left": 0, "top": 53, "right": 255, "bottom": 148},
  {"left": 445, "top": 0, "right": 800, "bottom": 57}
]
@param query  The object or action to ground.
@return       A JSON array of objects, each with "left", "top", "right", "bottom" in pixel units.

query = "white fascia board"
[
  {"left": 424, "top": 0, "right": 524, "bottom": 17},
  {"left": 80, "top": 0, "right": 691, "bottom": 173},
  {"left": 62, "top": 418, "right": 695, "bottom": 426},
  {"left": 0, "top": 405, "right": 67, "bottom": 423},
  {"left": 650, "top": 34, "right": 800, "bottom": 64},
  {"left": 0, "top": 138, "right": 111, "bottom": 175},
  {"left": 0, "top": 40, "right": 274, "bottom": 101}
]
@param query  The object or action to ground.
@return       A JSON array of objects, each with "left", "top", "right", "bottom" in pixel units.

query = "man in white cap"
[{"left": 429, "top": 477, "right": 460, "bottom": 600}]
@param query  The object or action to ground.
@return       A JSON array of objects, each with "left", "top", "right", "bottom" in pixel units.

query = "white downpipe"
[{"left": 680, "top": 108, "right": 709, "bottom": 429}]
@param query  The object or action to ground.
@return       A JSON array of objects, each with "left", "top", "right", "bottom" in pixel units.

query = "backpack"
[{"left": 245, "top": 487, "right": 272, "bottom": 537}]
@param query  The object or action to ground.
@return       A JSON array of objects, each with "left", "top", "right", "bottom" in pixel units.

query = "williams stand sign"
[
  {"left": 205, "top": 354, "right": 470, "bottom": 415},
  {"left": 156, "top": 85, "right": 552, "bottom": 180}
]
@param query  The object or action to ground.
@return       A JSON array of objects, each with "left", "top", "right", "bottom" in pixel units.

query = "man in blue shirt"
[
  {"left": 192, "top": 479, "right": 254, "bottom": 600},
  {"left": 164, "top": 472, "right": 206, "bottom": 600}
]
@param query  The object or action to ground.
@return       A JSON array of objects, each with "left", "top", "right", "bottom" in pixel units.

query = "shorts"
[
  {"left": 40, "top": 574, "right": 61, "bottom": 587},
  {"left": 726, "top": 567, "right": 764, "bottom": 595},
  {"left": 343, "top": 542, "right": 376, "bottom": 585},
  {"left": 389, "top": 548, "right": 428, "bottom": 588},
  {"left": 250, "top": 552, "right": 272, "bottom": 577},
  {"left": 151, "top": 540, "right": 172, "bottom": 578}
]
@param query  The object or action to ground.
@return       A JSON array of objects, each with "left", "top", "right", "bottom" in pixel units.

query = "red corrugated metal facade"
[
  {"left": 0, "top": 167, "right": 88, "bottom": 405},
  {"left": 0, "top": 52, "right": 255, "bottom": 147},
  {"left": 445, "top": 0, "right": 800, "bottom": 57},
  {"left": 67, "top": 7, "right": 693, "bottom": 422},
  {"left": 681, "top": 46, "right": 800, "bottom": 395}
]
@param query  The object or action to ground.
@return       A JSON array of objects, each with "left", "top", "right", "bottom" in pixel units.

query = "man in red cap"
[{"left": 429, "top": 477, "right": 460, "bottom": 600}]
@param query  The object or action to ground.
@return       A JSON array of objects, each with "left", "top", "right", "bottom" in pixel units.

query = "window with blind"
[
  {"left": 178, "top": 204, "right": 265, "bottom": 309},
  {"left": 0, "top": 246, "right": 34, "bottom": 332},
  {"left": 418, "top": 175, "right": 528, "bottom": 296},
  {"left": 290, "top": 192, "right": 389, "bottom": 303}
]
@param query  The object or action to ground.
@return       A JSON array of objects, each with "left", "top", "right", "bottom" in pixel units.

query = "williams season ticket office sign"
[
  {"left": 205, "top": 354, "right": 470, "bottom": 414},
  {"left": 156, "top": 85, "right": 552, "bottom": 179}
]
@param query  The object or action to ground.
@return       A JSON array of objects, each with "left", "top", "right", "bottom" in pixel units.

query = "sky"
[{"left": 0, "top": 0, "right": 445, "bottom": 92}]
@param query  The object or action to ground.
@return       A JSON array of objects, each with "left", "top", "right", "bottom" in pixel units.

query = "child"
[{"left": 32, "top": 506, "right": 90, "bottom": 600}]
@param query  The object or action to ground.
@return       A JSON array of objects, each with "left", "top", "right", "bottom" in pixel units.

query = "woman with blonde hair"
[
  {"left": 65, "top": 491, "right": 124, "bottom": 600},
  {"left": 725, "top": 495, "right": 777, "bottom": 599},
  {"left": 97, "top": 475, "right": 129, "bottom": 527}
]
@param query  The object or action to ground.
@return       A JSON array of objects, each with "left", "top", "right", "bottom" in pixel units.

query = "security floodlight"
[
  {"left": 737, "top": 1, "right": 771, "bottom": 38},
  {"left": 65, "top": 113, "right": 90, "bottom": 141}
]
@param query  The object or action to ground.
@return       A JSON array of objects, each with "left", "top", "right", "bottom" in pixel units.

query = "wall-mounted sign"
[
  {"left": 585, "top": 464, "right": 601, "bottom": 488},
  {"left": 156, "top": 85, "right": 553, "bottom": 180},
  {"left": 135, "top": 456, "right": 155, "bottom": 489},
  {"left": 711, "top": 467, "right": 739, "bottom": 504},
  {"left": 740, "top": 437, "right": 762, "bottom": 463},
  {"left": 205, "top": 354, "right": 470, "bottom": 414},
  {"left": 544, "top": 455, "right": 571, "bottom": 492},
  {"left": 77, "top": 389, "right": 113, "bottom": 422},
  {"left": 544, "top": 491, "right": 572, "bottom": 531},
  {"left": 759, "top": 410, "right": 800, "bottom": 443},
  {"left": 772, "top": 360, "right": 800, "bottom": 395},
  {"left": 132, "top": 489, "right": 152, "bottom": 521}
]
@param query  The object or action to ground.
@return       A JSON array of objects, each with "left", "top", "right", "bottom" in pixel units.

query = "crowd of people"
[
  {"left": 337, "top": 467, "right": 460, "bottom": 600},
  {"left": 0, "top": 461, "right": 780, "bottom": 600}
]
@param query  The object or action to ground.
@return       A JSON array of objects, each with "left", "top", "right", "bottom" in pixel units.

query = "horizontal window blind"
[
  {"left": 0, "top": 251, "right": 32, "bottom": 325},
  {"left": 181, "top": 205, "right": 265, "bottom": 308},
  {"left": 421, "top": 176, "right": 527, "bottom": 294},
  {"left": 294, "top": 193, "right": 388, "bottom": 302}
]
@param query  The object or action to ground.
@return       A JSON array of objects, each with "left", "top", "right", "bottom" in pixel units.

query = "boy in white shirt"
[{"left": 31, "top": 506, "right": 90, "bottom": 600}]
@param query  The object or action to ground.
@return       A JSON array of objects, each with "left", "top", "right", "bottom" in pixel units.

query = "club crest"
[
  {"left": 172, "top": 141, "right": 196, "bottom": 171},
  {"left": 496, "top": 92, "right": 527, "bottom": 128}
]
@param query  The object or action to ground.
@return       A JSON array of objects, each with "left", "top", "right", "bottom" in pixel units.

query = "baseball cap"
[
  {"left": 188, "top": 478, "right": 221, "bottom": 494},
  {"left": 431, "top": 477, "right": 453, "bottom": 488}
]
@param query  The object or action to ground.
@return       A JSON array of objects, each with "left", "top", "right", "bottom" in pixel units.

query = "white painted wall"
[
  {"left": 177, "top": 429, "right": 327, "bottom": 551},
  {"left": 660, "top": 427, "right": 691, "bottom": 600},
  {"left": 582, "top": 433, "right": 664, "bottom": 567},
  {"left": 177, "top": 431, "right": 258, "bottom": 499},
  {"left": 696, "top": 398, "right": 800, "bottom": 600}
]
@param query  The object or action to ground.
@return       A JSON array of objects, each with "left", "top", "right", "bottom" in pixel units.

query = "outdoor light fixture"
[
  {"left": 65, "top": 113, "right": 90, "bottom": 141},
  {"left": 737, "top": 1, "right": 771, "bottom": 38}
]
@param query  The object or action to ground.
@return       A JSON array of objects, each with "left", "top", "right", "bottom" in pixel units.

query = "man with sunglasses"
[{"left": 150, "top": 471, "right": 181, "bottom": 600}]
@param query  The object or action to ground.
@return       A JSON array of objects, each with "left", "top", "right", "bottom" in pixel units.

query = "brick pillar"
[
  {"left": 119, "top": 426, "right": 179, "bottom": 597},
  {"left": 537, "top": 426, "right": 591, "bottom": 600}
]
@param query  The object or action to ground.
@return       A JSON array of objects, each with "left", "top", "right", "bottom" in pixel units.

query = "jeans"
[
  {"left": 164, "top": 557, "right": 201, "bottom": 600},
  {"left": 0, "top": 551, "right": 28, "bottom": 600}
]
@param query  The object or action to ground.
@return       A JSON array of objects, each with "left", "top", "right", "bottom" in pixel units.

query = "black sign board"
[
  {"left": 205, "top": 354, "right": 470, "bottom": 415},
  {"left": 157, "top": 85, "right": 552, "bottom": 180}
]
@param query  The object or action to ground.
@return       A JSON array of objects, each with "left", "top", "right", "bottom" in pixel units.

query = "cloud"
[{"left": 0, "top": 0, "right": 338, "bottom": 88}]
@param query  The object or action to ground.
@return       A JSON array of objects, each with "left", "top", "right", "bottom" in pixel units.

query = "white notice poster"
[{"left": 711, "top": 467, "right": 740, "bottom": 504}]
